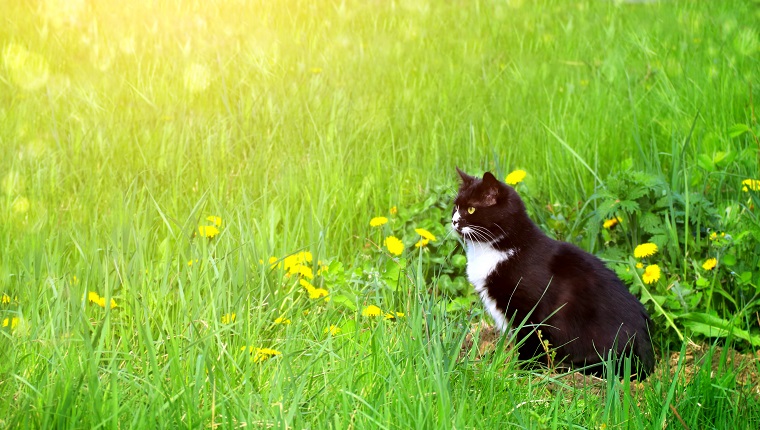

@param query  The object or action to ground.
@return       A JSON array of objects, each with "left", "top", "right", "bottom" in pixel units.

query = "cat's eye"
[{"left": 467, "top": 207, "right": 476, "bottom": 214}]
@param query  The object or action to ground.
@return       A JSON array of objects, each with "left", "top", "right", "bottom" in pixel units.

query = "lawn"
[{"left": 1, "top": 0, "right": 759, "bottom": 428}]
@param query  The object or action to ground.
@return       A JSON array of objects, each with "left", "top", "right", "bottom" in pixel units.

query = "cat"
[{"left": 452, "top": 168, "right": 655, "bottom": 379}]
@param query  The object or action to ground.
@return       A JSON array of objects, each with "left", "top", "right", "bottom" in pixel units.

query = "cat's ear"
[
  {"left": 481, "top": 172, "right": 501, "bottom": 206},
  {"left": 456, "top": 167, "right": 475, "bottom": 186},
  {"left": 482, "top": 172, "right": 500, "bottom": 185}
]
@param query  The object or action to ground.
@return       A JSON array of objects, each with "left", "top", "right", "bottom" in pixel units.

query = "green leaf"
[
  {"left": 452, "top": 254, "right": 467, "bottom": 269},
  {"left": 330, "top": 294, "right": 357, "bottom": 311},
  {"left": 722, "top": 253, "right": 737, "bottom": 266},
  {"left": 696, "top": 153, "right": 716, "bottom": 172},
  {"left": 446, "top": 295, "right": 477, "bottom": 313},
  {"left": 728, "top": 123, "right": 751, "bottom": 138},
  {"left": 678, "top": 312, "right": 760, "bottom": 346}
]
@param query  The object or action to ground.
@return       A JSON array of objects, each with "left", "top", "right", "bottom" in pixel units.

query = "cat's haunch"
[{"left": 453, "top": 169, "right": 655, "bottom": 379}]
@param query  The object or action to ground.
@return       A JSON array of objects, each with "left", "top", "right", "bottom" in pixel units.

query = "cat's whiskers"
[{"left": 468, "top": 225, "right": 500, "bottom": 244}]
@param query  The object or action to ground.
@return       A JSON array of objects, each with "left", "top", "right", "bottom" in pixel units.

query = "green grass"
[{"left": 2, "top": 0, "right": 760, "bottom": 428}]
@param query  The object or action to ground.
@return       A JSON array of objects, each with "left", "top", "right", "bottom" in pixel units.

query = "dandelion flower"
[
  {"left": 384, "top": 311, "right": 405, "bottom": 320},
  {"left": 414, "top": 228, "right": 437, "bottom": 242},
  {"left": 702, "top": 258, "right": 717, "bottom": 271},
  {"left": 198, "top": 225, "right": 220, "bottom": 238},
  {"left": 370, "top": 216, "right": 388, "bottom": 227},
  {"left": 1, "top": 294, "right": 10, "bottom": 305},
  {"left": 361, "top": 305, "right": 382, "bottom": 317},
  {"left": 642, "top": 264, "right": 661, "bottom": 284},
  {"left": 299, "top": 279, "right": 315, "bottom": 290},
  {"left": 603, "top": 217, "right": 621, "bottom": 229},
  {"left": 283, "top": 252, "right": 312, "bottom": 270},
  {"left": 414, "top": 238, "right": 430, "bottom": 248},
  {"left": 505, "top": 169, "right": 527, "bottom": 185},
  {"left": 221, "top": 313, "right": 236, "bottom": 324},
  {"left": 389, "top": 206, "right": 398, "bottom": 215},
  {"left": 634, "top": 243, "right": 658, "bottom": 259},
  {"left": 2, "top": 317, "right": 19, "bottom": 329},
  {"left": 635, "top": 262, "right": 643, "bottom": 269},
  {"left": 308, "top": 287, "right": 329, "bottom": 300},
  {"left": 742, "top": 179, "right": 760, "bottom": 192},
  {"left": 274, "top": 316, "right": 291, "bottom": 325},
  {"left": 206, "top": 216, "right": 222, "bottom": 227},
  {"left": 241, "top": 347, "right": 282, "bottom": 363},
  {"left": 289, "top": 264, "right": 314, "bottom": 279},
  {"left": 324, "top": 325, "right": 341, "bottom": 335},
  {"left": 384, "top": 236, "right": 404, "bottom": 256},
  {"left": 87, "top": 291, "right": 100, "bottom": 304}
]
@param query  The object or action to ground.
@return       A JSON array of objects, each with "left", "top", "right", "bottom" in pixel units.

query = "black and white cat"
[{"left": 452, "top": 169, "right": 654, "bottom": 378}]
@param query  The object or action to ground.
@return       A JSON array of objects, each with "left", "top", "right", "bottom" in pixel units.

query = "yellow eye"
[{"left": 467, "top": 207, "right": 476, "bottom": 214}]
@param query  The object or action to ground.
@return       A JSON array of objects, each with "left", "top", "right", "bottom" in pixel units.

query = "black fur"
[{"left": 453, "top": 169, "right": 655, "bottom": 379}]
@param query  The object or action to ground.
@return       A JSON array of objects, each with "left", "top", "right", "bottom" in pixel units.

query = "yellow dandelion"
[
  {"left": 274, "top": 316, "right": 291, "bottom": 325},
  {"left": 414, "top": 228, "right": 437, "bottom": 242},
  {"left": 603, "top": 217, "right": 621, "bottom": 229},
  {"left": 702, "top": 258, "right": 717, "bottom": 271},
  {"left": 634, "top": 243, "right": 658, "bottom": 259},
  {"left": 299, "top": 278, "right": 315, "bottom": 290},
  {"left": 636, "top": 262, "right": 643, "bottom": 269},
  {"left": 88, "top": 292, "right": 117, "bottom": 310},
  {"left": 2, "top": 317, "right": 19, "bottom": 329},
  {"left": 384, "top": 311, "right": 405, "bottom": 320},
  {"left": 283, "top": 251, "right": 312, "bottom": 270},
  {"left": 308, "top": 287, "right": 329, "bottom": 300},
  {"left": 414, "top": 238, "right": 430, "bottom": 248},
  {"left": 642, "top": 264, "right": 661, "bottom": 284},
  {"left": 87, "top": 291, "right": 100, "bottom": 304},
  {"left": 206, "top": 216, "right": 222, "bottom": 227},
  {"left": 267, "top": 256, "right": 280, "bottom": 268},
  {"left": 384, "top": 236, "right": 404, "bottom": 256},
  {"left": 505, "top": 169, "right": 527, "bottom": 185},
  {"left": 324, "top": 325, "right": 341, "bottom": 335},
  {"left": 242, "top": 347, "right": 282, "bottom": 363},
  {"left": 389, "top": 206, "right": 398, "bottom": 215},
  {"left": 198, "top": 225, "right": 220, "bottom": 238},
  {"left": 370, "top": 216, "right": 389, "bottom": 227},
  {"left": 1, "top": 294, "right": 10, "bottom": 305},
  {"left": 221, "top": 313, "right": 236, "bottom": 324},
  {"left": 742, "top": 179, "right": 760, "bottom": 192},
  {"left": 289, "top": 264, "right": 314, "bottom": 279},
  {"left": 361, "top": 305, "right": 382, "bottom": 317}
]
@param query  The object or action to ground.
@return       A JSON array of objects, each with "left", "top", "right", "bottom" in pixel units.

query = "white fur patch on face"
[
  {"left": 451, "top": 208, "right": 461, "bottom": 231},
  {"left": 465, "top": 242, "right": 515, "bottom": 333}
]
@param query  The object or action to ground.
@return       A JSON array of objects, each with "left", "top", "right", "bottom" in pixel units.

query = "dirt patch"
[{"left": 460, "top": 323, "right": 760, "bottom": 398}]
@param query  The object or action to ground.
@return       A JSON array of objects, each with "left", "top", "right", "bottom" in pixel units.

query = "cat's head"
[{"left": 452, "top": 168, "right": 524, "bottom": 243}]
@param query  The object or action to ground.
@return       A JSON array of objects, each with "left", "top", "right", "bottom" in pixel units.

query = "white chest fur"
[{"left": 465, "top": 242, "right": 515, "bottom": 332}]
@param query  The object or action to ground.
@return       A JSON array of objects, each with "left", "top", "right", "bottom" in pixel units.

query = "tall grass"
[{"left": 1, "top": 0, "right": 759, "bottom": 428}]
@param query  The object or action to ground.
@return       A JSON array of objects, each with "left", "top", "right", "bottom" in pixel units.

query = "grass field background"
[{"left": 1, "top": 0, "right": 759, "bottom": 428}]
